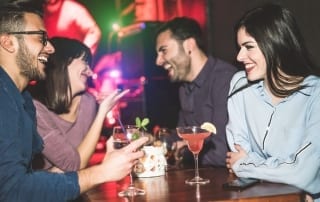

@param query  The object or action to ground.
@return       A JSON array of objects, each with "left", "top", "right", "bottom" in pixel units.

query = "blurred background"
[{"left": 43, "top": 0, "right": 320, "bottom": 132}]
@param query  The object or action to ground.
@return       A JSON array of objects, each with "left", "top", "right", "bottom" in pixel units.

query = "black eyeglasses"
[{"left": 7, "top": 30, "right": 48, "bottom": 46}]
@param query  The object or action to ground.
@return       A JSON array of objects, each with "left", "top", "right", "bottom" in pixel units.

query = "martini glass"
[
  {"left": 176, "top": 126, "right": 211, "bottom": 185},
  {"left": 113, "top": 125, "right": 145, "bottom": 197}
]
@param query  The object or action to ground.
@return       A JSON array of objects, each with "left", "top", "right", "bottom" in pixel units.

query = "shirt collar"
[
  {"left": 253, "top": 76, "right": 316, "bottom": 102},
  {"left": 183, "top": 56, "right": 213, "bottom": 92}
]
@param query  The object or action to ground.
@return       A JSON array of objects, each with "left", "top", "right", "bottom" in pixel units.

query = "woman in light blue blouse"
[{"left": 226, "top": 4, "right": 320, "bottom": 201}]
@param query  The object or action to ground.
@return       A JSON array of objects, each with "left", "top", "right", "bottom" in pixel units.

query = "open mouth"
[
  {"left": 163, "top": 63, "right": 174, "bottom": 77},
  {"left": 244, "top": 63, "right": 255, "bottom": 74},
  {"left": 38, "top": 55, "right": 48, "bottom": 64}
]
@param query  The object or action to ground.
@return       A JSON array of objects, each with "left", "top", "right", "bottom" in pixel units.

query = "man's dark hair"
[
  {"left": 156, "top": 17, "right": 206, "bottom": 54},
  {"left": 0, "top": 0, "right": 44, "bottom": 34}
]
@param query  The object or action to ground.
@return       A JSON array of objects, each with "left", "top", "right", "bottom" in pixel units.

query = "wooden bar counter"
[{"left": 78, "top": 167, "right": 303, "bottom": 202}]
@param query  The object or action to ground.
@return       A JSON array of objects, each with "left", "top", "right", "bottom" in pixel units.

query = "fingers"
[
  {"left": 234, "top": 144, "right": 244, "bottom": 152},
  {"left": 97, "top": 89, "right": 130, "bottom": 103},
  {"left": 114, "top": 89, "right": 130, "bottom": 100},
  {"left": 226, "top": 152, "right": 233, "bottom": 172},
  {"left": 106, "top": 136, "right": 114, "bottom": 154},
  {"left": 105, "top": 89, "right": 129, "bottom": 102},
  {"left": 123, "top": 137, "right": 148, "bottom": 153},
  {"left": 226, "top": 151, "right": 232, "bottom": 158}
]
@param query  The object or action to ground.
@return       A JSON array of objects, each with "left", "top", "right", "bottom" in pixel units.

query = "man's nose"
[{"left": 156, "top": 55, "right": 164, "bottom": 67}]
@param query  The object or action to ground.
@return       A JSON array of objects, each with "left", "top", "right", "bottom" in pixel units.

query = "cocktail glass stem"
[
  {"left": 118, "top": 173, "right": 145, "bottom": 197},
  {"left": 185, "top": 153, "right": 210, "bottom": 185},
  {"left": 128, "top": 173, "right": 135, "bottom": 189},
  {"left": 194, "top": 154, "right": 200, "bottom": 180}
]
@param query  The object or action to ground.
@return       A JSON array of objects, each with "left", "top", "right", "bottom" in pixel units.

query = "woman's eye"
[{"left": 245, "top": 45, "right": 254, "bottom": 50}]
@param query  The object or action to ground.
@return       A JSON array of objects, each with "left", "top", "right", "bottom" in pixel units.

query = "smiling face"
[
  {"left": 68, "top": 55, "right": 93, "bottom": 96},
  {"left": 155, "top": 30, "right": 191, "bottom": 82},
  {"left": 16, "top": 13, "right": 55, "bottom": 81},
  {"left": 236, "top": 27, "right": 267, "bottom": 82}
]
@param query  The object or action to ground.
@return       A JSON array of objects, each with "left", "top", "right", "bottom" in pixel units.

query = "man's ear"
[
  {"left": 0, "top": 35, "right": 15, "bottom": 53},
  {"left": 183, "top": 37, "right": 196, "bottom": 55}
]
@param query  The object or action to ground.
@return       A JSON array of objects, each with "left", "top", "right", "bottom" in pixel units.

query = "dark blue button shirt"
[
  {"left": 0, "top": 67, "right": 79, "bottom": 202},
  {"left": 178, "top": 56, "right": 238, "bottom": 167}
]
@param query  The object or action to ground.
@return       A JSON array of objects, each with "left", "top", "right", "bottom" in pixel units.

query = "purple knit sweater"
[{"left": 33, "top": 93, "right": 97, "bottom": 171}]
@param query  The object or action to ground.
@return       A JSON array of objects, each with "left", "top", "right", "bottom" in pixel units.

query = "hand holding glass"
[
  {"left": 176, "top": 126, "right": 211, "bottom": 185},
  {"left": 113, "top": 125, "right": 145, "bottom": 197}
]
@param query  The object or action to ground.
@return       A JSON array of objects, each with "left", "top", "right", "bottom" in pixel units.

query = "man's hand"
[
  {"left": 78, "top": 136, "right": 148, "bottom": 193},
  {"left": 100, "top": 136, "right": 148, "bottom": 182}
]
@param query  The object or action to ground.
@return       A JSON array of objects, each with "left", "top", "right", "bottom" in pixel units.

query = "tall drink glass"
[
  {"left": 113, "top": 125, "right": 145, "bottom": 196},
  {"left": 176, "top": 126, "right": 211, "bottom": 185}
]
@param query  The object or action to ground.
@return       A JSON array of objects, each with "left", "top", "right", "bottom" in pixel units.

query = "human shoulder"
[
  {"left": 80, "top": 92, "right": 98, "bottom": 111},
  {"left": 229, "top": 71, "right": 249, "bottom": 95},
  {"left": 303, "top": 75, "right": 320, "bottom": 97},
  {"left": 204, "top": 56, "right": 238, "bottom": 83},
  {"left": 209, "top": 56, "right": 238, "bottom": 73},
  {"left": 33, "top": 99, "right": 46, "bottom": 109},
  {"left": 32, "top": 99, "right": 53, "bottom": 117}
]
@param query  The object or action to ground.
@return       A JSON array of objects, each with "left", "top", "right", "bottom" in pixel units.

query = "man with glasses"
[{"left": 0, "top": 1, "right": 147, "bottom": 201}]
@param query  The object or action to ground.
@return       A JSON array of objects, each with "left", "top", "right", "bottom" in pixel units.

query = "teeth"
[
  {"left": 38, "top": 56, "right": 48, "bottom": 63},
  {"left": 245, "top": 63, "right": 254, "bottom": 68},
  {"left": 164, "top": 63, "right": 172, "bottom": 70}
]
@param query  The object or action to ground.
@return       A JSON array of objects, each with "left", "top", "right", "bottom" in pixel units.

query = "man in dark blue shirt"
[
  {"left": 155, "top": 17, "right": 238, "bottom": 167},
  {"left": 0, "top": 2, "right": 147, "bottom": 201}
]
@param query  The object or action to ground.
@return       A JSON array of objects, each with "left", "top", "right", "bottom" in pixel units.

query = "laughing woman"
[
  {"left": 226, "top": 4, "right": 320, "bottom": 202},
  {"left": 29, "top": 37, "right": 128, "bottom": 172}
]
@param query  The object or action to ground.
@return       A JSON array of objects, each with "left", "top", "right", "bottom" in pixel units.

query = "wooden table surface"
[{"left": 77, "top": 167, "right": 303, "bottom": 202}]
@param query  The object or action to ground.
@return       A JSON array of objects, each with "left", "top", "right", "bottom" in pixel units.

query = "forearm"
[
  {"left": 233, "top": 144, "right": 320, "bottom": 194},
  {"left": 2, "top": 170, "right": 79, "bottom": 201},
  {"left": 77, "top": 164, "right": 104, "bottom": 193},
  {"left": 77, "top": 107, "right": 106, "bottom": 168}
]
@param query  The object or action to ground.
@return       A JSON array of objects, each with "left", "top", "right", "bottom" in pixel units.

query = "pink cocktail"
[
  {"left": 176, "top": 126, "right": 211, "bottom": 185},
  {"left": 178, "top": 132, "right": 210, "bottom": 154}
]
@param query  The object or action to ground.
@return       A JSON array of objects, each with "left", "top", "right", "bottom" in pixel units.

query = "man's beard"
[
  {"left": 16, "top": 40, "right": 45, "bottom": 81},
  {"left": 171, "top": 55, "right": 191, "bottom": 82}
]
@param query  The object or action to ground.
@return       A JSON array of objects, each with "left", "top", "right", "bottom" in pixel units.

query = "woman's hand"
[
  {"left": 226, "top": 144, "right": 247, "bottom": 173},
  {"left": 97, "top": 89, "right": 129, "bottom": 116}
]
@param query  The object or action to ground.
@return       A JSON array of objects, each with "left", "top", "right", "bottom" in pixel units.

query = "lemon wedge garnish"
[{"left": 201, "top": 122, "right": 217, "bottom": 134}]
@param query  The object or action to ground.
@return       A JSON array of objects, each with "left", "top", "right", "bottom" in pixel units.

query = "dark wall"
[{"left": 207, "top": 0, "right": 320, "bottom": 67}]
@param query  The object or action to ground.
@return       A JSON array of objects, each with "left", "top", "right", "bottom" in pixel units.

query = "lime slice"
[{"left": 201, "top": 122, "right": 217, "bottom": 134}]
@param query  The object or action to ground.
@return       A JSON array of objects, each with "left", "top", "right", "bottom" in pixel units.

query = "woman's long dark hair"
[
  {"left": 28, "top": 37, "right": 92, "bottom": 114},
  {"left": 234, "top": 4, "right": 319, "bottom": 97}
]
